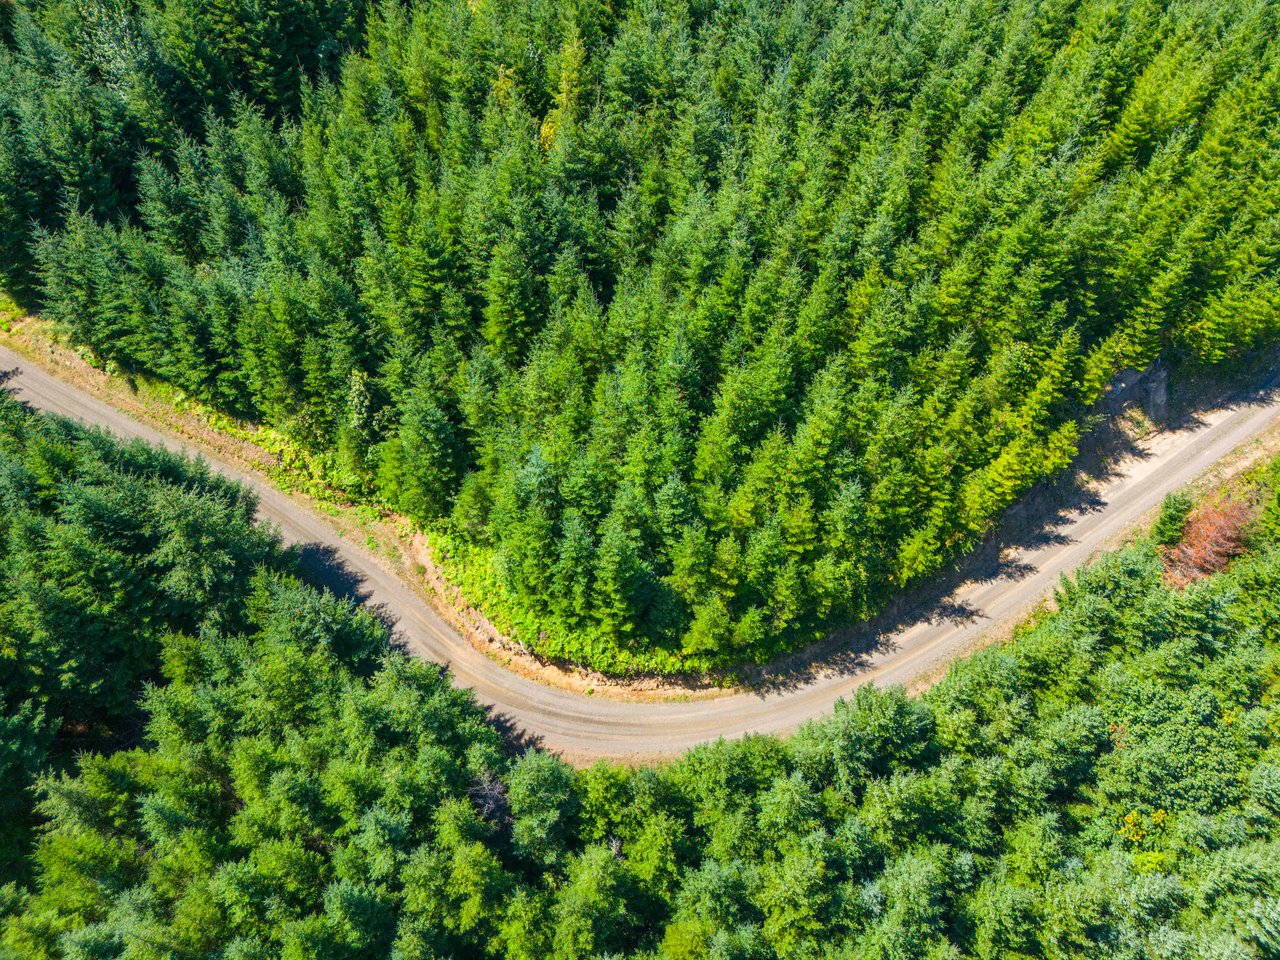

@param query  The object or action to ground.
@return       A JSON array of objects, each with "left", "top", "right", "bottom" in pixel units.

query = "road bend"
[{"left": 4, "top": 342, "right": 1279, "bottom": 762}]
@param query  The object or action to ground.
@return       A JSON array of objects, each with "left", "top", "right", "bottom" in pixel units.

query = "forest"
[
  {"left": 2, "top": 0, "right": 1279, "bottom": 671},
  {"left": 0, "top": 395, "right": 280, "bottom": 885},
  {"left": 4, "top": 394, "right": 1280, "bottom": 957}
]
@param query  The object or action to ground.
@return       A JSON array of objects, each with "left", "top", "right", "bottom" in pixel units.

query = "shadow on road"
[
  {"left": 487, "top": 711, "right": 546, "bottom": 756},
  {"left": 294, "top": 542, "right": 370, "bottom": 602},
  {"left": 735, "top": 351, "right": 1280, "bottom": 697},
  {"left": 291, "top": 538, "right": 549, "bottom": 752},
  {"left": 292, "top": 542, "right": 406, "bottom": 644}
]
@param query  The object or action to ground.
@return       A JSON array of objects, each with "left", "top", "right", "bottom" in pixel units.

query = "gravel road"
[{"left": 4, "top": 342, "right": 1279, "bottom": 762}]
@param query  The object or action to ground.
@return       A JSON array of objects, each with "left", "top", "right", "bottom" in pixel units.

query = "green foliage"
[
  {"left": 376, "top": 377, "right": 466, "bottom": 525},
  {"left": 1259, "top": 459, "right": 1280, "bottom": 544},
  {"left": 1153, "top": 491, "right": 1194, "bottom": 547},
  {"left": 0, "top": 704, "right": 48, "bottom": 877},
  {"left": 0, "top": 396, "right": 278, "bottom": 884},
  {"left": 6, "top": 411, "right": 1280, "bottom": 956},
  {"left": 508, "top": 751, "right": 580, "bottom": 869},
  {"left": 4, "top": 0, "right": 1280, "bottom": 671}
]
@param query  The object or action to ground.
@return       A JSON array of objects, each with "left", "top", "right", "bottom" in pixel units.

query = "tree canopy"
[
  {"left": 5, "top": 400, "right": 1280, "bottom": 959},
  {"left": 3, "top": 0, "right": 1280, "bottom": 673},
  {"left": 0, "top": 396, "right": 278, "bottom": 886}
]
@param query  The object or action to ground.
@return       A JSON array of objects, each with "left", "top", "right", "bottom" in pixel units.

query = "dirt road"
[{"left": 4, "top": 341, "right": 1279, "bottom": 762}]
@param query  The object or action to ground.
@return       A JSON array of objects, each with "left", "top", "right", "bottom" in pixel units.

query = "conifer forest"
[
  {"left": 3, "top": 0, "right": 1280, "bottom": 956},
  {"left": 3, "top": 0, "right": 1279, "bottom": 670},
  {"left": 3, "top": 397, "right": 1280, "bottom": 958}
]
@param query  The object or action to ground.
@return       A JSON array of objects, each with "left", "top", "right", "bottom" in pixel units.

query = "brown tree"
[{"left": 1163, "top": 497, "right": 1253, "bottom": 587}]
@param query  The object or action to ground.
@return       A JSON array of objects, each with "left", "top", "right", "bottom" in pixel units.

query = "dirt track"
[{"left": 4, "top": 341, "right": 1279, "bottom": 763}]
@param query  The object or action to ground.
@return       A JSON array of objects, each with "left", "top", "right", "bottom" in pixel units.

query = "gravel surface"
[{"left": 4, "top": 342, "right": 1279, "bottom": 763}]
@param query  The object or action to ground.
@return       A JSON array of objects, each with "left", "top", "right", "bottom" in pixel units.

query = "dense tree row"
[
  {"left": 4, "top": 0, "right": 1280, "bottom": 670},
  {"left": 4, "top": 405, "right": 1280, "bottom": 958},
  {"left": 0, "top": 396, "right": 278, "bottom": 884}
]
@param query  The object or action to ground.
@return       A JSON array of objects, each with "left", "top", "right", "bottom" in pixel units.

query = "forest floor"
[{"left": 3, "top": 317, "right": 1280, "bottom": 763}]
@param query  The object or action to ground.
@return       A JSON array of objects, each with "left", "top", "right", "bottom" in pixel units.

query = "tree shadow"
[
  {"left": 1161, "top": 346, "right": 1280, "bottom": 431},
  {"left": 485, "top": 710, "right": 546, "bottom": 756},
  {"left": 731, "top": 355, "right": 1280, "bottom": 697},
  {"left": 291, "top": 543, "right": 405, "bottom": 642},
  {"left": 293, "top": 542, "right": 371, "bottom": 603}
]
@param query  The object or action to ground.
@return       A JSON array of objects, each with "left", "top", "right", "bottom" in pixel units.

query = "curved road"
[{"left": 4, "top": 342, "right": 1280, "bottom": 762}]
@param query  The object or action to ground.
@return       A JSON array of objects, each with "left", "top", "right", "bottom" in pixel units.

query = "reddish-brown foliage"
[{"left": 1162, "top": 497, "right": 1253, "bottom": 587}]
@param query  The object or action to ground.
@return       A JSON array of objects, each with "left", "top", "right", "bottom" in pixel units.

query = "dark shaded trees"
[{"left": 0, "top": 396, "right": 278, "bottom": 885}]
